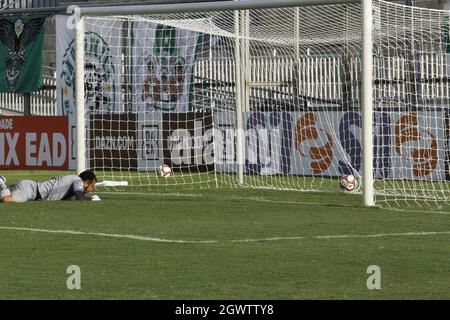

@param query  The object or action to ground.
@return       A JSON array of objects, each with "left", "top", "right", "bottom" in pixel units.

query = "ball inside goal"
[
  {"left": 339, "top": 174, "right": 359, "bottom": 192},
  {"left": 158, "top": 164, "right": 172, "bottom": 178}
]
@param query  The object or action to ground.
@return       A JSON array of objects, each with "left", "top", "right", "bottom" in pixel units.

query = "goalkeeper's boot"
[{"left": 0, "top": 176, "right": 6, "bottom": 190}]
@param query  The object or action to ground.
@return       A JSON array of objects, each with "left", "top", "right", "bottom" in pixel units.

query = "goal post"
[
  {"left": 361, "top": 0, "right": 375, "bottom": 207},
  {"left": 71, "top": 0, "right": 450, "bottom": 208},
  {"left": 234, "top": 7, "right": 244, "bottom": 185},
  {"left": 75, "top": 16, "right": 86, "bottom": 174}
]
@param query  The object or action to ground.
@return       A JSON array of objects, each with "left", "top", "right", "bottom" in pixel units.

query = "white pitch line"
[
  {"left": 1, "top": 226, "right": 450, "bottom": 244},
  {"left": 98, "top": 191, "right": 356, "bottom": 208},
  {"left": 0, "top": 226, "right": 218, "bottom": 244},
  {"left": 98, "top": 191, "right": 450, "bottom": 214},
  {"left": 230, "top": 231, "right": 450, "bottom": 242}
]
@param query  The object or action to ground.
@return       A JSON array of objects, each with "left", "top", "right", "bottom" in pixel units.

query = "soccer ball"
[
  {"left": 339, "top": 174, "right": 359, "bottom": 192},
  {"left": 158, "top": 164, "right": 172, "bottom": 178}
]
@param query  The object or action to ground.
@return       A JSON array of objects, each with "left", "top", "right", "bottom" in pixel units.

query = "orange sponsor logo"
[
  {"left": 295, "top": 112, "right": 333, "bottom": 174},
  {"left": 395, "top": 113, "right": 438, "bottom": 177}
]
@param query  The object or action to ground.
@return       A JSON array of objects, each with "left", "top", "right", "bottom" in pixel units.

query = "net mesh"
[{"left": 77, "top": 0, "right": 450, "bottom": 207}]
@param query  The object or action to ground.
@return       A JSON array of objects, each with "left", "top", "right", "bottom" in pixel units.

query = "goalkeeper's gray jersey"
[{"left": 37, "top": 175, "right": 84, "bottom": 201}]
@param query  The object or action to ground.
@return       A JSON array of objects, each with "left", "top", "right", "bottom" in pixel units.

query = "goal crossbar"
[{"left": 77, "top": 0, "right": 361, "bottom": 16}]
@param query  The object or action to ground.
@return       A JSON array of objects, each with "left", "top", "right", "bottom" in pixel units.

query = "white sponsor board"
[{"left": 137, "top": 112, "right": 164, "bottom": 170}]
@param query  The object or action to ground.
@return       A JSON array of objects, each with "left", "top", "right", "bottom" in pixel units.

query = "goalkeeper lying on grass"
[{"left": 0, "top": 170, "right": 100, "bottom": 203}]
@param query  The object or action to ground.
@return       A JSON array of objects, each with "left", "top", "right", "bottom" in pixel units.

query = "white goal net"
[{"left": 76, "top": 0, "right": 450, "bottom": 207}]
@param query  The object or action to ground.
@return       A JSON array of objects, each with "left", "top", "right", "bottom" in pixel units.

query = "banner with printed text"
[
  {"left": 80, "top": 110, "right": 449, "bottom": 180},
  {"left": 0, "top": 116, "right": 69, "bottom": 170}
]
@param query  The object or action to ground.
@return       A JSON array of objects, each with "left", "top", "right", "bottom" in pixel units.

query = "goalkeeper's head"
[{"left": 79, "top": 170, "right": 97, "bottom": 193}]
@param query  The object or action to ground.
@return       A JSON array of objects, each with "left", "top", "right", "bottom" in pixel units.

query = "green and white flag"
[
  {"left": 0, "top": 16, "right": 45, "bottom": 93},
  {"left": 56, "top": 15, "right": 123, "bottom": 115},
  {"left": 133, "top": 22, "right": 198, "bottom": 112}
]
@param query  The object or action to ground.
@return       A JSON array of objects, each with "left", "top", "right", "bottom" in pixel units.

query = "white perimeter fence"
[{"left": 0, "top": 54, "right": 447, "bottom": 115}]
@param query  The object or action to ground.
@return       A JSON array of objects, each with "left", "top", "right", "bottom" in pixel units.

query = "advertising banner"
[
  {"left": 89, "top": 113, "right": 138, "bottom": 170},
  {"left": 162, "top": 111, "right": 214, "bottom": 171},
  {"left": 78, "top": 109, "right": 447, "bottom": 180},
  {"left": 214, "top": 110, "right": 447, "bottom": 180},
  {"left": 0, "top": 116, "right": 69, "bottom": 170},
  {"left": 89, "top": 112, "right": 214, "bottom": 172}
]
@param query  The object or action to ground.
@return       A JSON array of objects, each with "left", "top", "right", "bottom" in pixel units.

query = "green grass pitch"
[{"left": 0, "top": 170, "right": 450, "bottom": 299}]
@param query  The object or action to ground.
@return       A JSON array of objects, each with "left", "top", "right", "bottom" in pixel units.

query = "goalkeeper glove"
[{"left": 91, "top": 195, "right": 101, "bottom": 201}]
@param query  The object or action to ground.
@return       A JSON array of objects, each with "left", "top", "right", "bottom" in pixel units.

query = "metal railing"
[
  {"left": 0, "top": 67, "right": 57, "bottom": 115},
  {"left": 195, "top": 53, "right": 449, "bottom": 110},
  {"left": 0, "top": 53, "right": 448, "bottom": 115}
]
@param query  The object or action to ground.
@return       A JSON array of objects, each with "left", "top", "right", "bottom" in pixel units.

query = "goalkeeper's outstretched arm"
[{"left": 74, "top": 190, "right": 93, "bottom": 201}]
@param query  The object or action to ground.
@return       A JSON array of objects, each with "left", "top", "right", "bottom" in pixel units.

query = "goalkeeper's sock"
[{"left": 0, "top": 176, "right": 7, "bottom": 191}]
